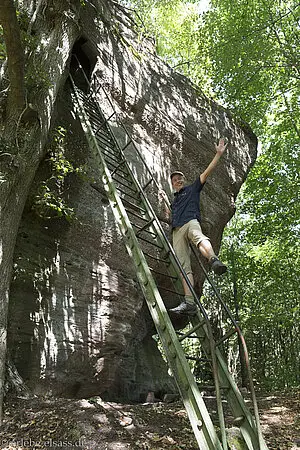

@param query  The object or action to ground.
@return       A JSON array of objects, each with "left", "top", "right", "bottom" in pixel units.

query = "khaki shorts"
[{"left": 172, "top": 219, "right": 209, "bottom": 275}]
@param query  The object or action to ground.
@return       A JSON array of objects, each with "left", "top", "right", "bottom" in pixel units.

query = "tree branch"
[{"left": 0, "top": 0, "right": 26, "bottom": 115}]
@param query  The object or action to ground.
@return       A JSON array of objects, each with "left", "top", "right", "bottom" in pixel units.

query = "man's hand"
[
  {"left": 158, "top": 190, "right": 171, "bottom": 222},
  {"left": 158, "top": 189, "right": 170, "bottom": 205},
  {"left": 215, "top": 138, "right": 228, "bottom": 155},
  {"left": 200, "top": 138, "right": 228, "bottom": 184}
]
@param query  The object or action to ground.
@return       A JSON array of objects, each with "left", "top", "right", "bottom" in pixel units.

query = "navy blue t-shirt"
[{"left": 171, "top": 177, "right": 204, "bottom": 228}]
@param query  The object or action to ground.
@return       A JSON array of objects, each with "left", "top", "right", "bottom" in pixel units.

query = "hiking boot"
[
  {"left": 210, "top": 257, "right": 227, "bottom": 276},
  {"left": 169, "top": 301, "right": 197, "bottom": 316}
]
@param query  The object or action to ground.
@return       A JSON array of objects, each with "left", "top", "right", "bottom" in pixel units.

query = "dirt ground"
[{"left": 0, "top": 390, "right": 299, "bottom": 450}]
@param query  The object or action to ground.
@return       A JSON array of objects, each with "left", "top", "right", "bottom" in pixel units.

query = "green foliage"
[
  {"left": 122, "top": 0, "right": 211, "bottom": 87},
  {"left": 34, "top": 181, "right": 76, "bottom": 221},
  {"left": 220, "top": 224, "right": 300, "bottom": 388},
  {"left": 24, "top": 67, "right": 52, "bottom": 91},
  {"left": 16, "top": 7, "right": 31, "bottom": 30},
  {"left": 202, "top": 0, "right": 300, "bottom": 131},
  {"left": 33, "top": 127, "right": 87, "bottom": 222}
]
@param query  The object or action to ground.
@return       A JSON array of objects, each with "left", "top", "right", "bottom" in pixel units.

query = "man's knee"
[{"left": 197, "top": 238, "right": 211, "bottom": 249}]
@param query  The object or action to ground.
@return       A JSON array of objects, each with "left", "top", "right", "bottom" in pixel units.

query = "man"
[{"left": 160, "top": 138, "right": 228, "bottom": 315}]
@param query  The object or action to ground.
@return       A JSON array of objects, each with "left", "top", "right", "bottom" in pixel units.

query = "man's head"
[{"left": 170, "top": 171, "right": 185, "bottom": 192}]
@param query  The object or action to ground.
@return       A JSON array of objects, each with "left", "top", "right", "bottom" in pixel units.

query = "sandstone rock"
[{"left": 7, "top": 0, "right": 257, "bottom": 401}]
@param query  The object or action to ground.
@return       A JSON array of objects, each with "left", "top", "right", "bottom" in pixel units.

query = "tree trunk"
[
  {"left": 0, "top": 0, "right": 82, "bottom": 422},
  {"left": 0, "top": 0, "right": 25, "bottom": 116}
]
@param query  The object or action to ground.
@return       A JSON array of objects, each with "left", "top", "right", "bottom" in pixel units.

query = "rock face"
[{"left": 7, "top": 1, "right": 257, "bottom": 401}]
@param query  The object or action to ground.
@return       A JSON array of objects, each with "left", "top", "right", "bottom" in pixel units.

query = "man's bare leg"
[
  {"left": 181, "top": 272, "right": 194, "bottom": 297},
  {"left": 198, "top": 239, "right": 215, "bottom": 259},
  {"left": 198, "top": 239, "right": 227, "bottom": 275}
]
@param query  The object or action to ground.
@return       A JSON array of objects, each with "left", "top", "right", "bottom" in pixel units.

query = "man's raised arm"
[{"left": 200, "top": 138, "right": 228, "bottom": 185}]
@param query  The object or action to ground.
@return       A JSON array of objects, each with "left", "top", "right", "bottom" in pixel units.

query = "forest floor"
[{"left": 0, "top": 390, "right": 299, "bottom": 450}]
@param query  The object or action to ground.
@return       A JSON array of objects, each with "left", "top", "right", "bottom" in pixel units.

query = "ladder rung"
[
  {"left": 94, "top": 111, "right": 116, "bottom": 133},
  {"left": 179, "top": 335, "right": 201, "bottom": 339},
  {"left": 94, "top": 123, "right": 112, "bottom": 136},
  {"left": 157, "top": 285, "right": 184, "bottom": 296},
  {"left": 114, "top": 179, "right": 139, "bottom": 195},
  {"left": 118, "top": 190, "right": 139, "bottom": 203},
  {"left": 186, "top": 356, "right": 210, "bottom": 362},
  {"left": 142, "top": 178, "right": 154, "bottom": 190},
  {"left": 122, "top": 198, "right": 147, "bottom": 214},
  {"left": 185, "top": 355, "right": 211, "bottom": 363},
  {"left": 75, "top": 90, "right": 87, "bottom": 101},
  {"left": 111, "top": 160, "right": 127, "bottom": 176},
  {"left": 84, "top": 101, "right": 105, "bottom": 117},
  {"left": 85, "top": 101, "right": 101, "bottom": 115},
  {"left": 90, "top": 116, "right": 108, "bottom": 131},
  {"left": 134, "top": 227, "right": 157, "bottom": 239},
  {"left": 90, "top": 117, "right": 109, "bottom": 132},
  {"left": 96, "top": 143, "right": 116, "bottom": 158},
  {"left": 135, "top": 219, "right": 155, "bottom": 235},
  {"left": 95, "top": 132, "right": 115, "bottom": 147},
  {"left": 100, "top": 148, "right": 121, "bottom": 165},
  {"left": 160, "top": 249, "right": 171, "bottom": 260},
  {"left": 83, "top": 94, "right": 95, "bottom": 105},
  {"left": 114, "top": 177, "right": 137, "bottom": 194},
  {"left": 149, "top": 267, "right": 178, "bottom": 280},
  {"left": 86, "top": 108, "right": 105, "bottom": 123},
  {"left": 112, "top": 171, "right": 134, "bottom": 186},
  {"left": 178, "top": 320, "right": 206, "bottom": 342},
  {"left": 121, "top": 140, "right": 132, "bottom": 152},
  {"left": 106, "top": 161, "right": 132, "bottom": 180},
  {"left": 197, "top": 385, "right": 227, "bottom": 391},
  {"left": 106, "top": 163, "right": 129, "bottom": 179},
  {"left": 126, "top": 209, "right": 149, "bottom": 222},
  {"left": 143, "top": 251, "right": 171, "bottom": 264},
  {"left": 215, "top": 327, "right": 238, "bottom": 347},
  {"left": 85, "top": 84, "right": 101, "bottom": 101},
  {"left": 136, "top": 234, "right": 164, "bottom": 250}
]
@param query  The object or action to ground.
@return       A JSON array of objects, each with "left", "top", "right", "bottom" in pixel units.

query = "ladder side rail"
[
  {"left": 190, "top": 245, "right": 265, "bottom": 448},
  {"left": 215, "top": 347, "right": 268, "bottom": 450},
  {"left": 72, "top": 85, "right": 224, "bottom": 450},
  {"left": 189, "top": 319, "right": 260, "bottom": 450},
  {"left": 72, "top": 54, "right": 93, "bottom": 91}
]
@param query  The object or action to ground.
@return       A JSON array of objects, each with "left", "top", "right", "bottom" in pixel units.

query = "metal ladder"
[{"left": 69, "top": 62, "right": 268, "bottom": 450}]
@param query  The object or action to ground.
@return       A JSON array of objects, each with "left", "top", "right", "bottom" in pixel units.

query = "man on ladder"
[{"left": 160, "top": 138, "right": 228, "bottom": 315}]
